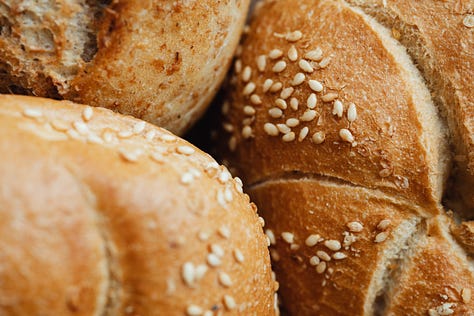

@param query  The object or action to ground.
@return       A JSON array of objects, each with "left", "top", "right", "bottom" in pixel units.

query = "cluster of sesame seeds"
[
  {"left": 374, "top": 219, "right": 391, "bottom": 243},
  {"left": 226, "top": 29, "right": 360, "bottom": 151}
]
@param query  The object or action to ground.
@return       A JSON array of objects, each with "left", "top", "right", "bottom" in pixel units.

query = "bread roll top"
[{"left": 0, "top": 94, "right": 277, "bottom": 315}]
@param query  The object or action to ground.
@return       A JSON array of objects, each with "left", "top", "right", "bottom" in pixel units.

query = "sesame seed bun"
[
  {"left": 218, "top": 0, "right": 474, "bottom": 314},
  {"left": 0, "top": 0, "right": 250, "bottom": 135},
  {"left": 0, "top": 94, "right": 277, "bottom": 315}
]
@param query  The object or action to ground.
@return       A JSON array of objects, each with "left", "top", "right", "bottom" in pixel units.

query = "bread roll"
[
  {"left": 0, "top": 0, "right": 249, "bottom": 135},
  {"left": 218, "top": 0, "right": 474, "bottom": 314},
  {"left": 0, "top": 94, "right": 277, "bottom": 315}
]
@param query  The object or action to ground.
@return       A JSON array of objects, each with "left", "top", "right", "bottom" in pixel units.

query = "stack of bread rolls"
[{"left": 219, "top": 0, "right": 474, "bottom": 315}]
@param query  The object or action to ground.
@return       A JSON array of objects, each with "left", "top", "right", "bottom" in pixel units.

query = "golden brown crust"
[
  {"left": 344, "top": 0, "right": 474, "bottom": 216},
  {"left": 218, "top": 0, "right": 473, "bottom": 314},
  {"left": 0, "top": 94, "right": 277, "bottom": 315},
  {"left": 222, "top": 0, "right": 448, "bottom": 213},
  {"left": 0, "top": 0, "right": 250, "bottom": 135},
  {"left": 249, "top": 179, "right": 421, "bottom": 316},
  {"left": 386, "top": 216, "right": 474, "bottom": 316}
]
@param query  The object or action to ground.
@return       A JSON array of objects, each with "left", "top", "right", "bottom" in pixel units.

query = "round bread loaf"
[
  {"left": 0, "top": 94, "right": 277, "bottom": 315},
  {"left": 0, "top": 0, "right": 249, "bottom": 135},
  {"left": 218, "top": 0, "right": 474, "bottom": 315}
]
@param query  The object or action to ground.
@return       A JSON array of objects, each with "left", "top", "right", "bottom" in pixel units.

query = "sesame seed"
[
  {"left": 119, "top": 148, "right": 142, "bottom": 162},
  {"left": 298, "top": 127, "right": 309, "bottom": 142},
  {"left": 82, "top": 106, "right": 93, "bottom": 121},
  {"left": 263, "top": 79, "right": 274, "bottom": 93},
  {"left": 312, "top": 131, "right": 326, "bottom": 144},
  {"left": 51, "top": 120, "right": 69, "bottom": 131},
  {"left": 195, "top": 264, "right": 208, "bottom": 280},
  {"left": 160, "top": 134, "right": 176, "bottom": 142},
  {"left": 321, "top": 93, "right": 338, "bottom": 102},
  {"left": 275, "top": 98, "right": 288, "bottom": 110},
  {"left": 257, "top": 55, "right": 267, "bottom": 72},
  {"left": 300, "top": 109, "right": 317, "bottom": 122},
  {"left": 272, "top": 61, "right": 287, "bottom": 73},
  {"left": 198, "top": 231, "right": 210, "bottom": 241},
  {"left": 286, "top": 30, "right": 303, "bottom": 42},
  {"left": 207, "top": 253, "right": 222, "bottom": 267},
  {"left": 319, "top": 57, "right": 331, "bottom": 68},
  {"left": 269, "top": 49, "right": 283, "bottom": 59},
  {"left": 177, "top": 145, "right": 195, "bottom": 155},
  {"left": 347, "top": 103, "right": 357, "bottom": 122},
  {"left": 243, "top": 82, "right": 256, "bottom": 96},
  {"left": 186, "top": 305, "right": 203, "bottom": 316},
  {"left": 317, "top": 250, "right": 331, "bottom": 261},
  {"left": 218, "top": 272, "right": 233, "bottom": 287},
  {"left": 290, "top": 98, "right": 299, "bottom": 110},
  {"left": 241, "top": 126, "right": 252, "bottom": 139},
  {"left": 304, "top": 48, "right": 323, "bottom": 61},
  {"left": 145, "top": 130, "right": 156, "bottom": 141},
  {"left": 463, "top": 14, "right": 474, "bottom": 28},
  {"left": 203, "top": 311, "right": 213, "bottom": 316},
  {"left": 223, "top": 295, "right": 237, "bottom": 310},
  {"left": 305, "top": 234, "right": 320, "bottom": 247},
  {"left": 211, "top": 244, "right": 224, "bottom": 257},
  {"left": 291, "top": 73, "right": 306, "bottom": 86},
  {"left": 282, "top": 132, "right": 296, "bottom": 142},
  {"left": 23, "top": 108, "right": 43, "bottom": 118},
  {"left": 281, "top": 232, "right": 295, "bottom": 244},
  {"left": 233, "top": 248, "right": 244, "bottom": 263},
  {"left": 288, "top": 45, "right": 298, "bottom": 61},
  {"left": 218, "top": 225, "right": 230, "bottom": 239},
  {"left": 243, "top": 105, "right": 256, "bottom": 116},
  {"left": 250, "top": 94, "right": 262, "bottom": 105},
  {"left": 268, "top": 107, "right": 283, "bottom": 118},
  {"left": 304, "top": 95, "right": 317, "bottom": 111},
  {"left": 308, "top": 80, "right": 323, "bottom": 92},
  {"left": 339, "top": 129, "right": 354, "bottom": 143},
  {"left": 269, "top": 82, "right": 282, "bottom": 93},
  {"left": 118, "top": 130, "right": 133, "bottom": 139},
  {"left": 298, "top": 59, "right": 314, "bottom": 73},
  {"left": 316, "top": 261, "right": 327, "bottom": 274},
  {"left": 347, "top": 221, "right": 364, "bottom": 232},
  {"left": 181, "top": 172, "right": 194, "bottom": 184},
  {"left": 309, "top": 256, "right": 320, "bottom": 266},
  {"left": 218, "top": 170, "right": 231, "bottom": 183},
  {"left": 73, "top": 121, "right": 89, "bottom": 135},
  {"left": 234, "top": 59, "right": 242, "bottom": 73},
  {"left": 324, "top": 240, "right": 342, "bottom": 251},
  {"left": 277, "top": 124, "right": 291, "bottom": 134},
  {"left": 290, "top": 244, "right": 300, "bottom": 251},
  {"left": 264, "top": 122, "right": 279, "bottom": 136},
  {"left": 377, "top": 219, "right": 391, "bottom": 231},
  {"left": 333, "top": 100, "right": 344, "bottom": 117},
  {"left": 379, "top": 168, "right": 391, "bottom": 178},
  {"left": 270, "top": 249, "right": 280, "bottom": 261},
  {"left": 182, "top": 262, "right": 195, "bottom": 286},
  {"left": 87, "top": 134, "right": 103, "bottom": 144},
  {"left": 286, "top": 118, "right": 300, "bottom": 127},
  {"left": 280, "top": 87, "right": 294, "bottom": 99},
  {"left": 265, "top": 229, "right": 276, "bottom": 245},
  {"left": 133, "top": 121, "right": 146, "bottom": 134},
  {"left": 242, "top": 66, "right": 252, "bottom": 82},
  {"left": 374, "top": 232, "right": 388, "bottom": 243},
  {"left": 333, "top": 252, "right": 347, "bottom": 260},
  {"left": 462, "top": 288, "right": 471, "bottom": 303}
]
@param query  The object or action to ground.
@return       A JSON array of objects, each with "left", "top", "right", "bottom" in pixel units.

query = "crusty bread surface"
[
  {"left": 0, "top": 94, "right": 277, "bottom": 316},
  {"left": 218, "top": 0, "right": 474, "bottom": 315},
  {"left": 0, "top": 0, "right": 250, "bottom": 135}
]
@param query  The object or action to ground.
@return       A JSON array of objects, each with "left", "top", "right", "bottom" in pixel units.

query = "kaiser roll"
[
  {"left": 218, "top": 0, "right": 474, "bottom": 315},
  {"left": 0, "top": 94, "right": 277, "bottom": 316},
  {"left": 0, "top": 0, "right": 249, "bottom": 135}
]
